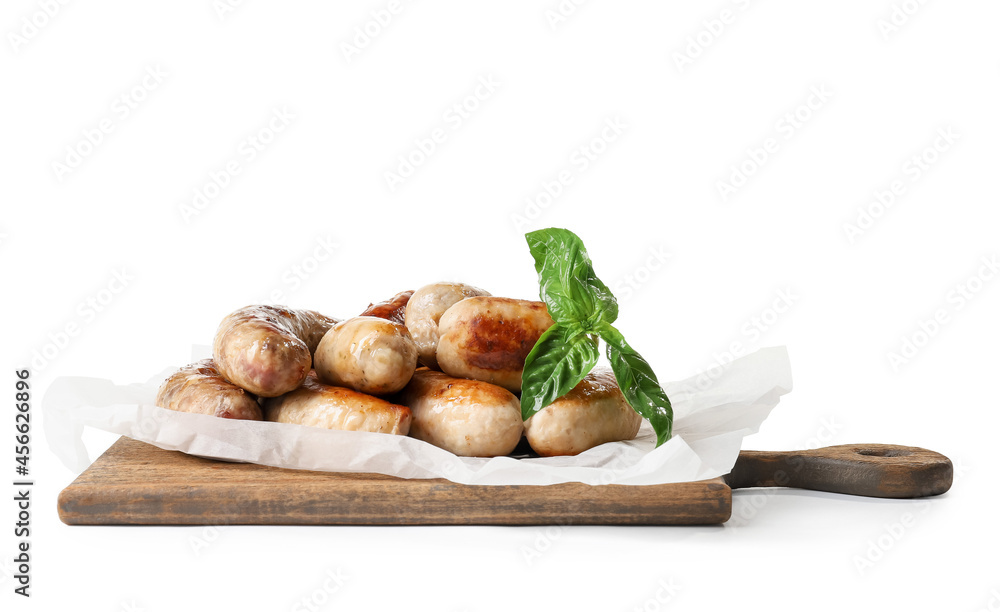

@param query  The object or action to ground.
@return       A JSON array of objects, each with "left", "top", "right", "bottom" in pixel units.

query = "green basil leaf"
[
  {"left": 525, "top": 228, "right": 618, "bottom": 328},
  {"left": 600, "top": 323, "right": 673, "bottom": 447},
  {"left": 520, "top": 323, "right": 600, "bottom": 420},
  {"left": 521, "top": 227, "right": 673, "bottom": 436}
]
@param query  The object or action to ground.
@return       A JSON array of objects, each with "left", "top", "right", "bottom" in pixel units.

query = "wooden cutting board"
[{"left": 57, "top": 437, "right": 952, "bottom": 526}]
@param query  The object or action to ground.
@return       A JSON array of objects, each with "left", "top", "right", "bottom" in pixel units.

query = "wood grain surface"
[
  {"left": 58, "top": 438, "right": 952, "bottom": 526},
  {"left": 725, "top": 443, "right": 953, "bottom": 498},
  {"left": 57, "top": 437, "right": 731, "bottom": 526}
]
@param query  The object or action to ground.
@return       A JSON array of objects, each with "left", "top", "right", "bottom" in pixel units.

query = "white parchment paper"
[{"left": 42, "top": 346, "right": 792, "bottom": 486}]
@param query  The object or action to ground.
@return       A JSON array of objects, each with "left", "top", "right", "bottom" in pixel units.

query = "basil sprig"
[{"left": 521, "top": 228, "right": 673, "bottom": 447}]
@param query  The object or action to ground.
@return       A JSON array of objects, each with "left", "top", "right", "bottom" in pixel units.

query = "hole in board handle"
[{"left": 856, "top": 448, "right": 912, "bottom": 458}]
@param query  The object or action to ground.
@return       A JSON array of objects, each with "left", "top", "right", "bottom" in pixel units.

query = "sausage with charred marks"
[
  {"left": 360, "top": 290, "right": 413, "bottom": 325},
  {"left": 398, "top": 369, "right": 523, "bottom": 457},
  {"left": 524, "top": 368, "right": 642, "bottom": 456},
  {"left": 156, "top": 359, "right": 263, "bottom": 420},
  {"left": 263, "top": 373, "right": 411, "bottom": 435},
  {"left": 213, "top": 305, "right": 340, "bottom": 397},
  {"left": 314, "top": 316, "right": 418, "bottom": 395},
  {"left": 404, "top": 282, "right": 490, "bottom": 369},
  {"left": 435, "top": 296, "right": 554, "bottom": 392}
]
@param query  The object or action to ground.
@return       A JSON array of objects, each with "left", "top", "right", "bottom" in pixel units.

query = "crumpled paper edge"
[{"left": 42, "top": 346, "right": 792, "bottom": 486}]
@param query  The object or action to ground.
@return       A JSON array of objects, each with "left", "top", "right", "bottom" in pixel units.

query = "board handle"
[{"left": 724, "top": 444, "right": 953, "bottom": 499}]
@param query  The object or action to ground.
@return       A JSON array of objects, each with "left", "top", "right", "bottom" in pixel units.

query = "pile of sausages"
[{"left": 156, "top": 282, "right": 641, "bottom": 458}]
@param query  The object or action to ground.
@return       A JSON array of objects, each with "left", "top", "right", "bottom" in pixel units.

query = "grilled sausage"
[
  {"left": 436, "top": 297, "right": 554, "bottom": 392},
  {"left": 360, "top": 290, "right": 413, "bottom": 325},
  {"left": 313, "top": 316, "right": 418, "bottom": 395},
  {"left": 404, "top": 282, "right": 490, "bottom": 369},
  {"left": 524, "top": 368, "right": 641, "bottom": 456},
  {"left": 398, "top": 369, "right": 523, "bottom": 457},
  {"left": 156, "top": 359, "right": 262, "bottom": 420},
  {"left": 263, "top": 374, "right": 410, "bottom": 435},
  {"left": 213, "top": 305, "right": 340, "bottom": 397}
]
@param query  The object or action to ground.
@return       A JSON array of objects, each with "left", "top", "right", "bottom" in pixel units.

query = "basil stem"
[{"left": 521, "top": 227, "right": 674, "bottom": 446}]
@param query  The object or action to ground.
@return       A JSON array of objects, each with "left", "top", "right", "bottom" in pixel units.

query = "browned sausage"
[
  {"left": 360, "top": 290, "right": 414, "bottom": 325},
  {"left": 263, "top": 374, "right": 411, "bottom": 435},
  {"left": 524, "top": 368, "right": 642, "bottom": 456},
  {"left": 404, "top": 282, "right": 491, "bottom": 369},
  {"left": 397, "top": 369, "right": 522, "bottom": 456},
  {"left": 435, "top": 297, "right": 554, "bottom": 392},
  {"left": 314, "top": 316, "right": 418, "bottom": 395},
  {"left": 156, "top": 359, "right": 262, "bottom": 420},
  {"left": 212, "top": 305, "right": 340, "bottom": 397}
]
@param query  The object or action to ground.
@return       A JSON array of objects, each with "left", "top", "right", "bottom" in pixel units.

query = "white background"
[{"left": 2, "top": 0, "right": 998, "bottom": 610}]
